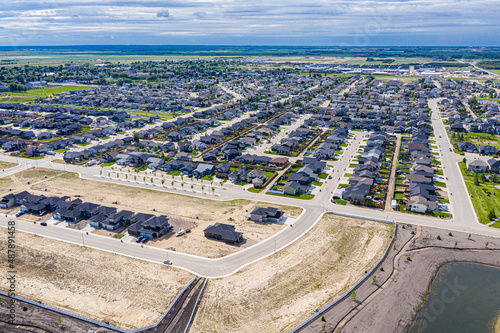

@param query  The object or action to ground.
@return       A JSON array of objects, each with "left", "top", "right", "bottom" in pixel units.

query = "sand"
[
  {"left": 190, "top": 214, "right": 393, "bottom": 333},
  {"left": 0, "top": 168, "right": 302, "bottom": 257},
  {"left": 494, "top": 311, "right": 500, "bottom": 333}
]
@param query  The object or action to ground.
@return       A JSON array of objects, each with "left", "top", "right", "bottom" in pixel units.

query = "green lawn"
[
  {"left": 312, "top": 181, "right": 323, "bottom": 187},
  {"left": 459, "top": 162, "right": 500, "bottom": 226},
  {"left": 335, "top": 199, "right": 347, "bottom": 205},
  {"left": 200, "top": 174, "right": 214, "bottom": 181},
  {"left": 318, "top": 173, "right": 328, "bottom": 179},
  {"left": 267, "top": 192, "right": 315, "bottom": 200},
  {"left": 434, "top": 181, "right": 447, "bottom": 188},
  {"left": 264, "top": 171, "right": 276, "bottom": 178},
  {"left": 77, "top": 142, "right": 91, "bottom": 147},
  {"left": 100, "top": 162, "right": 116, "bottom": 167},
  {"left": 247, "top": 187, "right": 262, "bottom": 193},
  {"left": 395, "top": 192, "right": 404, "bottom": 200},
  {"left": 0, "top": 85, "right": 94, "bottom": 104},
  {"left": 53, "top": 149, "right": 68, "bottom": 153}
]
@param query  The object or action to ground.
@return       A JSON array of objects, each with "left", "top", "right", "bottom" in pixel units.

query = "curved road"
[{"left": 1, "top": 98, "right": 500, "bottom": 278}]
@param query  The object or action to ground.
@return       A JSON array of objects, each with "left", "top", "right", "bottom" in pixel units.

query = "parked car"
[
  {"left": 40, "top": 222, "right": 47, "bottom": 226},
  {"left": 176, "top": 230, "right": 186, "bottom": 237},
  {"left": 142, "top": 238, "right": 149, "bottom": 244},
  {"left": 15, "top": 212, "right": 23, "bottom": 217},
  {"left": 136, "top": 236, "right": 144, "bottom": 243},
  {"left": 163, "top": 260, "right": 172, "bottom": 265}
]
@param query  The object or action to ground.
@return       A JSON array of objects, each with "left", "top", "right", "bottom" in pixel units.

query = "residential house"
[{"left": 203, "top": 223, "right": 243, "bottom": 244}]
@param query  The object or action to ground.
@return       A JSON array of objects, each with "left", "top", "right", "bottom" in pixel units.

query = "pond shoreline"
[{"left": 299, "top": 225, "right": 500, "bottom": 333}]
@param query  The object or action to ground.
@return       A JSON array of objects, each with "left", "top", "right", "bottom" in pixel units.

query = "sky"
[{"left": 0, "top": 0, "right": 499, "bottom": 46}]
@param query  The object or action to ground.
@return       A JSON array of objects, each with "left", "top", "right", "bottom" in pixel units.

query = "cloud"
[
  {"left": 0, "top": 0, "right": 497, "bottom": 46},
  {"left": 156, "top": 9, "right": 170, "bottom": 18},
  {"left": 194, "top": 11, "right": 207, "bottom": 19}
]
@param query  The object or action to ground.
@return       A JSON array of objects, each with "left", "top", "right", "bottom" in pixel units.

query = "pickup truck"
[{"left": 175, "top": 230, "right": 186, "bottom": 237}]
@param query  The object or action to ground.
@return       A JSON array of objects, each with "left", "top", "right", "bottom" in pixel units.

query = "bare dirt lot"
[
  {"left": 0, "top": 228, "right": 194, "bottom": 330},
  {"left": 0, "top": 168, "right": 303, "bottom": 258},
  {"left": 190, "top": 214, "right": 393, "bottom": 333},
  {"left": 0, "top": 160, "right": 17, "bottom": 170},
  {"left": 304, "top": 225, "right": 500, "bottom": 333}
]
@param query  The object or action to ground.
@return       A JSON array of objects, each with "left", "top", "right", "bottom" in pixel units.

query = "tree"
[
  {"left": 488, "top": 209, "right": 496, "bottom": 221},
  {"left": 151, "top": 177, "right": 154, "bottom": 184},
  {"left": 191, "top": 184, "right": 194, "bottom": 191},
  {"left": 125, "top": 174, "right": 128, "bottom": 180},
  {"left": 372, "top": 275, "right": 377, "bottom": 284},
  {"left": 134, "top": 175, "right": 137, "bottom": 182},
  {"left": 9, "top": 82, "right": 27, "bottom": 92},
  {"left": 351, "top": 291, "right": 357, "bottom": 301},
  {"left": 474, "top": 172, "right": 479, "bottom": 186},
  {"left": 56, "top": 315, "right": 62, "bottom": 327},
  {"left": 171, "top": 181, "right": 174, "bottom": 188},
  {"left": 132, "top": 132, "right": 140, "bottom": 142},
  {"left": 181, "top": 182, "right": 184, "bottom": 190},
  {"left": 161, "top": 179, "right": 165, "bottom": 187},
  {"left": 143, "top": 176, "right": 146, "bottom": 182},
  {"left": 212, "top": 187, "right": 215, "bottom": 195}
]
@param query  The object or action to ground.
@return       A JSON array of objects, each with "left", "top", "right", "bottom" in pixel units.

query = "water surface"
[{"left": 411, "top": 262, "right": 500, "bottom": 333}]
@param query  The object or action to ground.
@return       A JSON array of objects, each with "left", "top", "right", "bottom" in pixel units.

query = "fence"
[
  {"left": 1, "top": 276, "right": 198, "bottom": 333},
  {"left": 0, "top": 290, "right": 125, "bottom": 332},
  {"left": 289, "top": 219, "right": 398, "bottom": 333},
  {"left": 129, "top": 276, "right": 197, "bottom": 332},
  {"left": 183, "top": 278, "right": 208, "bottom": 333}
]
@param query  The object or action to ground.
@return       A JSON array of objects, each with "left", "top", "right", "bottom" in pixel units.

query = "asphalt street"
[{"left": 0, "top": 99, "right": 499, "bottom": 278}]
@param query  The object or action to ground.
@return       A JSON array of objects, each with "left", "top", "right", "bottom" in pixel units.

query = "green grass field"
[
  {"left": 459, "top": 162, "right": 500, "bottom": 226},
  {"left": 0, "top": 85, "right": 94, "bottom": 104}
]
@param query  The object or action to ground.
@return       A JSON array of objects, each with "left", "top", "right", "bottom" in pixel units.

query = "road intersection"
[{"left": 0, "top": 99, "right": 499, "bottom": 278}]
